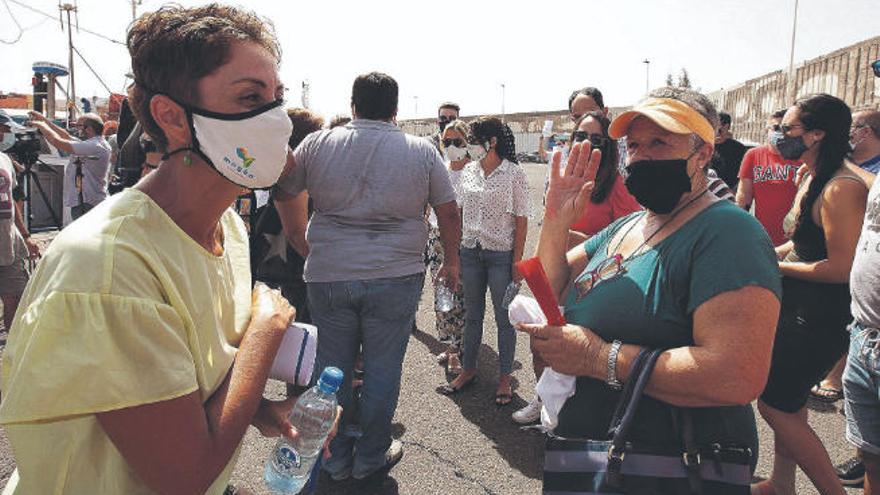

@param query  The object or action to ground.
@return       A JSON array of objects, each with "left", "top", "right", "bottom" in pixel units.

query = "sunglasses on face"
[
  {"left": 442, "top": 138, "right": 465, "bottom": 148},
  {"left": 572, "top": 131, "right": 608, "bottom": 147},
  {"left": 779, "top": 124, "right": 805, "bottom": 135}
]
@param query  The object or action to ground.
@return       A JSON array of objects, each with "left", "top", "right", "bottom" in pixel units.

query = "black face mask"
[
  {"left": 438, "top": 116, "right": 453, "bottom": 132},
  {"left": 624, "top": 151, "right": 698, "bottom": 214}
]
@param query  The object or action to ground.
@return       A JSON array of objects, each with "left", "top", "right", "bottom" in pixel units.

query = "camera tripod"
[{"left": 19, "top": 158, "right": 62, "bottom": 232}]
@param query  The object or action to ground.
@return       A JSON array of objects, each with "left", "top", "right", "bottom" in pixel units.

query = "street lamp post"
[
  {"left": 643, "top": 59, "right": 650, "bottom": 93},
  {"left": 786, "top": 0, "right": 799, "bottom": 100},
  {"left": 500, "top": 83, "right": 506, "bottom": 122}
]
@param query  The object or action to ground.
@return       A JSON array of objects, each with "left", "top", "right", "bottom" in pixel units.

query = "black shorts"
[{"left": 760, "top": 277, "right": 852, "bottom": 413}]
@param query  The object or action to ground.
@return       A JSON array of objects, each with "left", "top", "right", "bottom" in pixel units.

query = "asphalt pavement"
[{"left": 0, "top": 163, "right": 864, "bottom": 494}]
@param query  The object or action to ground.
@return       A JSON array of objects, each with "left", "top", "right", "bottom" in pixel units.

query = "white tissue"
[{"left": 508, "top": 295, "right": 576, "bottom": 432}]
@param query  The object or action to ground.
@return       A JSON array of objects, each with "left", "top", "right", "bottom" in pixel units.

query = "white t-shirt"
[{"left": 851, "top": 176, "right": 880, "bottom": 328}]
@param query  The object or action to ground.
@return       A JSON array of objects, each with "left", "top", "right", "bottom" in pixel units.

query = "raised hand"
[
  {"left": 26, "top": 111, "right": 48, "bottom": 123},
  {"left": 542, "top": 142, "right": 601, "bottom": 228}
]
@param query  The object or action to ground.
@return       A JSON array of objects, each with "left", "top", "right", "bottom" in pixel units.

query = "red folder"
[{"left": 515, "top": 257, "right": 566, "bottom": 326}]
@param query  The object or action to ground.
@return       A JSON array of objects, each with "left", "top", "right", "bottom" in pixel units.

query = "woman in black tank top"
[{"left": 754, "top": 94, "right": 872, "bottom": 495}]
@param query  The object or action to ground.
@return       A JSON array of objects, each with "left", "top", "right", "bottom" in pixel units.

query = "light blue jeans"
[
  {"left": 460, "top": 246, "right": 516, "bottom": 375},
  {"left": 307, "top": 272, "right": 424, "bottom": 479},
  {"left": 844, "top": 322, "right": 880, "bottom": 455}
]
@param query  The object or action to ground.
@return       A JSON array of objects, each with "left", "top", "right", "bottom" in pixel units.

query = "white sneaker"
[{"left": 512, "top": 397, "right": 542, "bottom": 424}]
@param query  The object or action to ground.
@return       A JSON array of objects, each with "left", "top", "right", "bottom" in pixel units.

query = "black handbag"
[{"left": 543, "top": 349, "right": 753, "bottom": 494}]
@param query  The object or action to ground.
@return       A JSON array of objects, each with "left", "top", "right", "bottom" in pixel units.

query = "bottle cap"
[{"left": 317, "top": 366, "right": 343, "bottom": 394}]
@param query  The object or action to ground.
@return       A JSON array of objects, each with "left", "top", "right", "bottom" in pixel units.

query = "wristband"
[{"left": 606, "top": 340, "right": 623, "bottom": 390}]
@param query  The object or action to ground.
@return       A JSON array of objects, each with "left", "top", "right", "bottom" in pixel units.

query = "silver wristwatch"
[{"left": 606, "top": 340, "right": 623, "bottom": 390}]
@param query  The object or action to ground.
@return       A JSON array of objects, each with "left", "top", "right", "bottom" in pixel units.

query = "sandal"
[
  {"left": 436, "top": 351, "right": 450, "bottom": 365},
  {"left": 446, "top": 353, "right": 463, "bottom": 376},
  {"left": 495, "top": 392, "right": 513, "bottom": 406},
  {"left": 495, "top": 384, "right": 513, "bottom": 406},
  {"left": 438, "top": 374, "right": 477, "bottom": 395},
  {"left": 810, "top": 384, "right": 843, "bottom": 403}
]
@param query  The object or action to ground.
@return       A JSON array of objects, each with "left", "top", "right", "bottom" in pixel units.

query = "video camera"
[{"left": 6, "top": 129, "right": 43, "bottom": 166}]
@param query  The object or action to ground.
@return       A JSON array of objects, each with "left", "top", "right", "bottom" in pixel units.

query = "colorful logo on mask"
[{"left": 236, "top": 147, "right": 255, "bottom": 168}]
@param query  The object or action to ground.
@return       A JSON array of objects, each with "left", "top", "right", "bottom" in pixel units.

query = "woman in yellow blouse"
[{"left": 0, "top": 5, "right": 331, "bottom": 494}]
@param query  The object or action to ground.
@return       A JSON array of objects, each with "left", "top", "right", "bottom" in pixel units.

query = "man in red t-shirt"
[{"left": 736, "top": 110, "right": 801, "bottom": 246}]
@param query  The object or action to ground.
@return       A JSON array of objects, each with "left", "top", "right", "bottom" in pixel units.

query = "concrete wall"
[
  {"left": 399, "top": 107, "right": 629, "bottom": 154},
  {"left": 400, "top": 35, "right": 880, "bottom": 150},
  {"left": 708, "top": 35, "right": 880, "bottom": 144}
]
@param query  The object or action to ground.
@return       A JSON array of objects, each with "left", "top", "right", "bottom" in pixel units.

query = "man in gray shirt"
[
  {"left": 275, "top": 72, "right": 461, "bottom": 483},
  {"left": 28, "top": 111, "right": 111, "bottom": 221},
  {"left": 842, "top": 170, "right": 880, "bottom": 488}
]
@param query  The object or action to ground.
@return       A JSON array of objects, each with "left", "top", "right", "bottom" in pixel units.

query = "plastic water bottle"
[
  {"left": 264, "top": 367, "right": 343, "bottom": 494},
  {"left": 435, "top": 277, "right": 455, "bottom": 312}
]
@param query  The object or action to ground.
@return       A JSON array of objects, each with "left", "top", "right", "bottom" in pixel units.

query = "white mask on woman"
[
  {"left": 171, "top": 97, "right": 293, "bottom": 189},
  {"left": 445, "top": 145, "right": 468, "bottom": 162},
  {"left": 467, "top": 143, "right": 488, "bottom": 162}
]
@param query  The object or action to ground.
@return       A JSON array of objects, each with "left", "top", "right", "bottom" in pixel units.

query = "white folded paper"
[
  {"left": 508, "top": 295, "right": 575, "bottom": 432},
  {"left": 269, "top": 322, "right": 318, "bottom": 386}
]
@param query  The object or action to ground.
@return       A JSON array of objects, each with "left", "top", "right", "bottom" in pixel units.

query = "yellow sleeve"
[{"left": 0, "top": 291, "right": 198, "bottom": 424}]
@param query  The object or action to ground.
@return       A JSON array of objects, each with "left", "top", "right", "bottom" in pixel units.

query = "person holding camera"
[
  {"left": 27, "top": 111, "right": 111, "bottom": 222},
  {"left": 0, "top": 113, "right": 40, "bottom": 333}
]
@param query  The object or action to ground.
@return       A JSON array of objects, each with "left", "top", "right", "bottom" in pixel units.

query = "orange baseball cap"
[{"left": 609, "top": 97, "right": 715, "bottom": 144}]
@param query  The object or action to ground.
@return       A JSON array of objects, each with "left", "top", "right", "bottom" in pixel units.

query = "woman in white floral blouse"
[
  {"left": 439, "top": 117, "right": 530, "bottom": 406},
  {"left": 428, "top": 119, "right": 470, "bottom": 375}
]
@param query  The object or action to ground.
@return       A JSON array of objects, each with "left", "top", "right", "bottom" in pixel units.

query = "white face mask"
[
  {"left": 0, "top": 132, "right": 15, "bottom": 152},
  {"left": 177, "top": 98, "right": 293, "bottom": 189},
  {"left": 467, "top": 142, "right": 488, "bottom": 162},
  {"left": 445, "top": 145, "right": 468, "bottom": 162}
]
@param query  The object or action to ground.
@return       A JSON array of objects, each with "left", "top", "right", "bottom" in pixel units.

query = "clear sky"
[{"left": 1, "top": 0, "right": 878, "bottom": 120}]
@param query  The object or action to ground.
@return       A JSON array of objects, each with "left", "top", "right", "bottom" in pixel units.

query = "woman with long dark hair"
[
  {"left": 568, "top": 111, "right": 641, "bottom": 242},
  {"left": 755, "top": 93, "right": 874, "bottom": 495},
  {"left": 439, "top": 116, "right": 529, "bottom": 406}
]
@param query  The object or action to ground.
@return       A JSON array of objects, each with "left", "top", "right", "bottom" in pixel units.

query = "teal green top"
[{"left": 556, "top": 200, "right": 782, "bottom": 455}]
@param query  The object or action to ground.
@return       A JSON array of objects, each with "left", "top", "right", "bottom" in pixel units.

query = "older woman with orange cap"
[{"left": 518, "top": 87, "right": 781, "bottom": 493}]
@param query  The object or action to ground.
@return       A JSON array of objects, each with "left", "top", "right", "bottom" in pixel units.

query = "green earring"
[{"left": 183, "top": 150, "right": 192, "bottom": 166}]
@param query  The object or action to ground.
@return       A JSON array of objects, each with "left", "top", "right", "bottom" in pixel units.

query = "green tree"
[{"left": 677, "top": 68, "right": 692, "bottom": 88}]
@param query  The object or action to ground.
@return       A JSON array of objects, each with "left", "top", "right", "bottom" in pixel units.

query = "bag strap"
[
  {"left": 605, "top": 348, "right": 663, "bottom": 489},
  {"left": 680, "top": 408, "right": 704, "bottom": 494},
  {"left": 612, "top": 349, "right": 662, "bottom": 446},
  {"left": 606, "top": 348, "right": 650, "bottom": 437}
]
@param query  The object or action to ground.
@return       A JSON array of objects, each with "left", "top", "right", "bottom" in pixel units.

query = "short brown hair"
[
  {"left": 855, "top": 110, "right": 880, "bottom": 138},
  {"left": 287, "top": 108, "right": 324, "bottom": 149},
  {"left": 78, "top": 113, "right": 105, "bottom": 135},
  {"left": 438, "top": 102, "right": 460, "bottom": 115},
  {"left": 126, "top": 4, "right": 280, "bottom": 151}
]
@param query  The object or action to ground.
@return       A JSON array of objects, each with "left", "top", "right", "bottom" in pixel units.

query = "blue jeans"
[
  {"left": 844, "top": 322, "right": 880, "bottom": 455},
  {"left": 307, "top": 272, "right": 424, "bottom": 479},
  {"left": 460, "top": 246, "right": 516, "bottom": 375}
]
